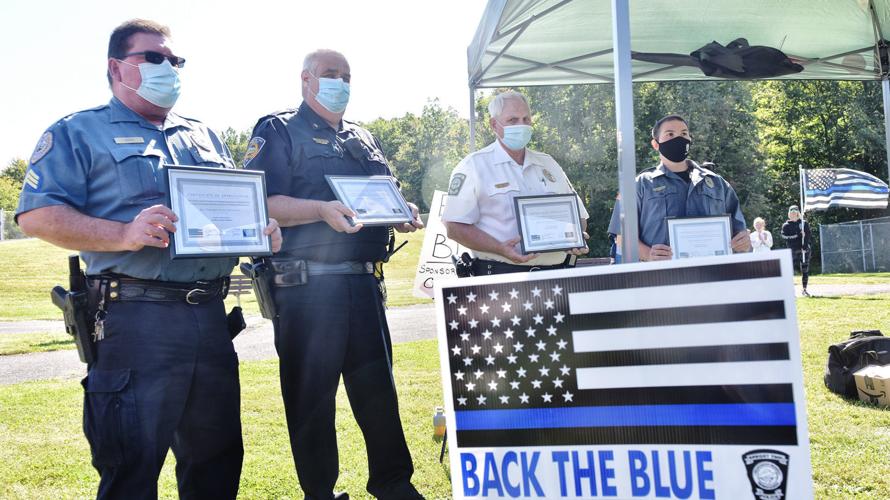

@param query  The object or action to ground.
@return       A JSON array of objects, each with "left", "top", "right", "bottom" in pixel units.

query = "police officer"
[
  {"left": 781, "top": 205, "right": 812, "bottom": 296},
  {"left": 244, "top": 49, "right": 424, "bottom": 500},
  {"left": 619, "top": 114, "right": 750, "bottom": 261},
  {"left": 442, "top": 91, "right": 589, "bottom": 275},
  {"left": 15, "top": 19, "right": 282, "bottom": 499}
]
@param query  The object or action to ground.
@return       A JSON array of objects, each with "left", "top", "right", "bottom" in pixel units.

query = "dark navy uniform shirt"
[
  {"left": 16, "top": 97, "right": 238, "bottom": 282},
  {"left": 635, "top": 160, "right": 747, "bottom": 247},
  {"left": 245, "top": 102, "right": 391, "bottom": 262}
]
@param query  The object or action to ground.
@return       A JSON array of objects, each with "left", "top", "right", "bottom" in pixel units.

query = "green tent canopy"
[{"left": 469, "top": 0, "right": 890, "bottom": 87}]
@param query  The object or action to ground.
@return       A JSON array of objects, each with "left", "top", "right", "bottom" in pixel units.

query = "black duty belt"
[
  {"left": 471, "top": 259, "right": 567, "bottom": 276},
  {"left": 88, "top": 275, "right": 229, "bottom": 304}
]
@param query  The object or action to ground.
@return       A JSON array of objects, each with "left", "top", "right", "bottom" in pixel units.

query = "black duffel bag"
[{"left": 824, "top": 330, "right": 890, "bottom": 399}]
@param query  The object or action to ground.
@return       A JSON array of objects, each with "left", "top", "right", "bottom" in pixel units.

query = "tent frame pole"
[
  {"left": 883, "top": 78, "right": 890, "bottom": 181},
  {"left": 469, "top": 86, "right": 477, "bottom": 152},
  {"left": 612, "top": 0, "right": 639, "bottom": 262}
]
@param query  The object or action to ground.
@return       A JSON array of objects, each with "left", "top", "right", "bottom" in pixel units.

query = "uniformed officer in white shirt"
[{"left": 443, "top": 91, "right": 589, "bottom": 275}]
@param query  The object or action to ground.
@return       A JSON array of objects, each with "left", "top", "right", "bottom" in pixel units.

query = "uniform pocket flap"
[
  {"left": 110, "top": 147, "right": 162, "bottom": 163},
  {"left": 86, "top": 369, "right": 132, "bottom": 393},
  {"left": 485, "top": 182, "right": 520, "bottom": 197}
]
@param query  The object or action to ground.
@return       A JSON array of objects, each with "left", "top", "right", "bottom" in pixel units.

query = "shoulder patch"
[
  {"left": 30, "top": 132, "right": 53, "bottom": 164},
  {"left": 449, "top": 173, "right": 467, "bottom": 195},
  {"left": 243, "top": 137, "right": 265, "bottom": 167}
]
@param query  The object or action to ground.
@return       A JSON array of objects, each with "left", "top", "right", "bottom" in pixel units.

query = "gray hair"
[
  {"left": 488, "top": 91, "right": 529, "bottom": 120},
  {"left": 302, "top": 49, "right": 346, "bottom": 74}
]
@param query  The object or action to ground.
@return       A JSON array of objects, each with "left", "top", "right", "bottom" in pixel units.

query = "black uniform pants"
[
  {"left": 273, "top": 274, "right": 414, "bottom": 499},
  {"left": 792, "top": 248, "right": 811, "bottom": 288},
  {"left": 84, "top": 299, "right": 243, "bottom": 499}
]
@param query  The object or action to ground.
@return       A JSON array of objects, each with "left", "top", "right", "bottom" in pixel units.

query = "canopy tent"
[{"left": 466, "top": 0, "right": 890, "bottom": 262}]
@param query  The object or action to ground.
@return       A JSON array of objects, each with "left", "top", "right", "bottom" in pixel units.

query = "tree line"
[{"left": 4, "top": 80, "right": 888, "bottom": 264}]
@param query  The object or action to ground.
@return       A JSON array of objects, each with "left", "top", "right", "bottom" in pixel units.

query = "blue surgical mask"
[
  {"left": 310, "top": 73, "right": 350, "bottom": 113},
  {"left": 498, "top": 123, "right": 533, "bottom": 151},
  {"left": 119, "top": 59, "right": 181, "bottom": 108}
]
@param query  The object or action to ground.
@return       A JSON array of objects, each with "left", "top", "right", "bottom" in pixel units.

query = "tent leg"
[
  {"left": 469, "top": 86, "right": 477, "bottom": 152},
  {"left": 612, "top": 0, "right": 639, "bottom": 262},
  {"left": 881, "top": 78, "right": 890, "bottom": 183}
]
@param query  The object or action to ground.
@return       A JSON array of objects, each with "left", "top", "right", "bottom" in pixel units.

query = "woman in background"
[{"left": 750, "top": 216, "right": 773, "bottom": 252}]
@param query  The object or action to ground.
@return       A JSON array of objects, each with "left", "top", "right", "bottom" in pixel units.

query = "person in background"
[
  {"left": 750, "top": 217, "right": 773, "bottom": 252},
  {"left": 781, "top": 205, "right": 812, "bottom": 296}
]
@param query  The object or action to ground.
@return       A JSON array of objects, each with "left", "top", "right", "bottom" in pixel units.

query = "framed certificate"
[
  {"left": 325, "top": 175, "right": 413, "bottom": 226},
  {"left": 667, "top": 215, "right": 732, "bottom": 259},
  {"left": 513, "top": 193, "right": 586, "bottom": 254},
  {"left": 165, "top": 165, "right": 272, "bottom": 259}
]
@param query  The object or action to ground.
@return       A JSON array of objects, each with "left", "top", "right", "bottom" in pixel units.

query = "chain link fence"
[
  {"left": 819, "top": 216, "right": 890, "bottom": 273},
  {"left": 1, "top": 209, "right": 26, "bottom": 240}
]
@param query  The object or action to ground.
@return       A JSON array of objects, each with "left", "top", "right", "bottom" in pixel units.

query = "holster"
[
  {"left": 50, "top": 255, "right": 96, "bottom": 364},
  {"left": 239, "top": 260, "right": 280, "bottom": 320}
]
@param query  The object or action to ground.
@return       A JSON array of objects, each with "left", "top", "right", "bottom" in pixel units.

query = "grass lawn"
[
  {"left": 0, "top": 331, "right": 72, "bottom": 355},
  {"left": 0, "top": 232, "right": 429, "bottom": 322},
  {"left": 3, "top": 295, "right": 890, "bottom": 498}
]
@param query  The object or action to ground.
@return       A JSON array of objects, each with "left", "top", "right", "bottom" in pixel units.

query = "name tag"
[
  {"left": 312, "top": 137, "right": 330, "bottom": 145},
  {"left": 653, "top": 185, "right": 666, "bottom": 192},
  {"left": 114, "top": 137, "right": 145, "bottom": 144},
  {"left": 495, "top": 182, "right": 510, "bottom": 188}
]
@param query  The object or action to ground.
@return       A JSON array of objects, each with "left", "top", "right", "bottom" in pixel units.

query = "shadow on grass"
[{"left": 36, "top": 339, "right": 73, "bottom": 348}]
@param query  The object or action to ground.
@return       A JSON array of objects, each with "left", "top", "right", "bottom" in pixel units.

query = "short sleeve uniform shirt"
[{"left": 443, "top": 140, "right": 589, "bottom": 266}]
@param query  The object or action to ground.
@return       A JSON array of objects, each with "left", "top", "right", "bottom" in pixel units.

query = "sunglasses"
[{"left": 123, "top": 51, "right": 186, "bottom": 68}]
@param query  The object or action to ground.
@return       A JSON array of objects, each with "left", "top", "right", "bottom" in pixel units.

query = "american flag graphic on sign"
[
  {"left": 802, "top": 168, "right": 889, "bottom": 210},
  {"left": 440, "top": 259, "right": 798, "bottom": 448}
]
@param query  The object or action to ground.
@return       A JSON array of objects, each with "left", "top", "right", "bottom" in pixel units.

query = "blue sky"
[{"left": 0, "top": 0, "right": 488, "bottom": 164}]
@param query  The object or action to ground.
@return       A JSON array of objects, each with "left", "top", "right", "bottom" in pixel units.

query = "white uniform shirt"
[{"left": 442, "top": 140, "right": 589, "bottom": 266}]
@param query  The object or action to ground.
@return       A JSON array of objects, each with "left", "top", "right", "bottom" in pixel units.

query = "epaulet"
[
  {"left": 635, "top": 165, "right": 658, "bottom": 179},
  {"left": 252, "top": 108, "right": 298, "bottom": 129},
  {"left": 57, "top": 103, "right": 110, "bottom": 124}
]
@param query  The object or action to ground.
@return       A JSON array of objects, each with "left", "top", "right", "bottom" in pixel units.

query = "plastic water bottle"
[{"left": 433, "top": 406, "right": 446, "bottom": 441}]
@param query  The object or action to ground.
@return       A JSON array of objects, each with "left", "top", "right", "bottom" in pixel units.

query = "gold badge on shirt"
[
  {"left": 542, "top": 169, "right": 557, "bottom": 182},
  {"left": 705, "top": 177, "right": 715, "bottom": 188}
]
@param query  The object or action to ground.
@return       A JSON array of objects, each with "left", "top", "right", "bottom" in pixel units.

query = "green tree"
[
  {"left": 0, "top": 158, "right": 27, "bottom": 213},
  {"left": 0, "top": 177, "right": 19, "bottom": 212},
  {"left": 221, "top": 128, "right": 251, "bottom": 167},
  {"left": 365, "top": 99, "right": 469, "bottom": 212},
  {"left": 752, "top": 80, "right": 889, "bottom": 265},
  {"left": 1, "top": 158, "right": 27, "bottom": 185}
]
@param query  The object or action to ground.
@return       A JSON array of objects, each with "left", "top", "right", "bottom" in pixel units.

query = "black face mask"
[{"left": 657, "top": 136, "right": 691, "bottom": 163}]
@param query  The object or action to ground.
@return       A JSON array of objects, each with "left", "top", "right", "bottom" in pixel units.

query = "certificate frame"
[
  {"left": 325, "top": 175, "right": 413, "bottom": 226},
  {"left": 666, "top": 215, "right": 732, "bottom": 259},
  {"left": 513, "top": 193, "right": 586, "bottom": 254},
  {"left": 165, "top": 165, "right": 272, "bottom": 259}
]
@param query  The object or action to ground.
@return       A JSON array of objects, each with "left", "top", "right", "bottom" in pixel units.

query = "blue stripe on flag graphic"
[{"left": 455, "top": 403, "right": 797, "bottom": 430}]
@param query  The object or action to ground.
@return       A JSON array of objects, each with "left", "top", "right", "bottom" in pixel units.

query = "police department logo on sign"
[{"left": 742, "top": 449, "right": 789, "bottom": 500}]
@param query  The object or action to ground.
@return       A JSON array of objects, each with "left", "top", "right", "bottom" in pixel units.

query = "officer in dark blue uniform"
[
  {"left": 244, "top": 49, "right": 424, "bottom": 500},
  {"left": 610, "top": 114, "right": 750, "bottom": 261},
  {"left": 15, "top": 19, "right": 281, "bottom": 499}
]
